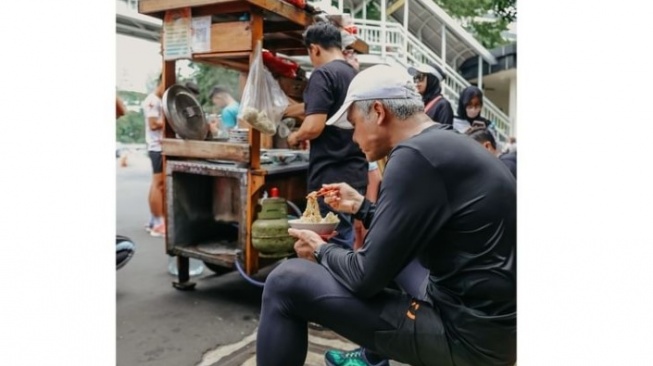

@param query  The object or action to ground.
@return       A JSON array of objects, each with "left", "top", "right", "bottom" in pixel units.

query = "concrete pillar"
[
  {"left": 381, "top": 0, "right": 387, "bottom": 60},
  {"left": 509, "top": 74, "right": 517, "bottom": 136},
  {"left": 477, "top": 55, "right": 483, "bottom": 90},
  {"left": 441, "top": 24, "right": 446, "bottom": 69},
  {"left": 403, "top": 0, "right": 409, "bottom": 63}
]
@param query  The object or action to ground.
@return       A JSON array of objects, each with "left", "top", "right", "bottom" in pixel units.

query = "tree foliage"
[
  {"left": 116, "top": 90, "right": 147, "bottom": 143},
  {"left": 348, "top": 0, "right": 516, "bottom": 49},
  {"left": 116, "top": 111, "right": 145, "bottom": 143},
  {"left": 433, "top": 0, "right": 516, "bottom": 49},
  {"left": 184, "top": 63, "right": 240, "bottom": 112}
]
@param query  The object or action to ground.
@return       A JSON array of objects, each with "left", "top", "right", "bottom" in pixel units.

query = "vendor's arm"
[
  {"left": 284, "top": 102, "right": 305, "bottom": 119},
  {"left": 288, "top": 114, "right": 326, "bottom": 145},
  {"left": 318, "top": 147, "right": 452, "bottom": 298}
]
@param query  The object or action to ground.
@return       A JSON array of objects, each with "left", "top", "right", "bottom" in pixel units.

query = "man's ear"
[
  {"left": 373, "top": 101, "right": 386, "bottom": 126},
  {"left": 483, "top": 141, "right": 492, "bottom": 151}
]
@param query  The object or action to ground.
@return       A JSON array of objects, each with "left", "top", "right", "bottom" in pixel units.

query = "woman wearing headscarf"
[
  {"left": 453, "top": 85, "right": 492, "bottom": 133},
  {"left": 407, "top": 63, "right": 454, "bottom": 125}
]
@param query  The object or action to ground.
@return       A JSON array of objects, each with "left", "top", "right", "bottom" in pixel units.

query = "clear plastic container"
[{"left": 168, "top": 256, "right": 204, "bottom": 277}]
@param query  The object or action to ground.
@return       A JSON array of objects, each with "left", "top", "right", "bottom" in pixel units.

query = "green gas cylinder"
[{"left": 251, "top": 188, "right": 295, "bottom": 257}]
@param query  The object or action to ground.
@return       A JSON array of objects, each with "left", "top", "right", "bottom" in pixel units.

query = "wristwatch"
[{"left": 313, "top": 244, "right": 325, "bottom": 263}]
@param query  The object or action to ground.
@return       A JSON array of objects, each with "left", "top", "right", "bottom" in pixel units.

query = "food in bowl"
[
  {"left": 301, "top": 191, "right": 340, "bottom": 224},
  {"left": 288, "top": 191, "right": 340, "bottom": 234}
]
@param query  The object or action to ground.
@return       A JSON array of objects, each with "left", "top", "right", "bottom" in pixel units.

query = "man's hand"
[
  {"left": 288, "top": 228, "right": 329, "bottom": 262},
  {"left": 287, "top": 132, "right": 301, "bottom": 147},
  {"left": 322, "top": 183, "right": 365, "bottom": 214}
]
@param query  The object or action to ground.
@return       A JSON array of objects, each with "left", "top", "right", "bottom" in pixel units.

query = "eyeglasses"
[{"left": 413, "top": 74, "right": 427, "bottom": 82}]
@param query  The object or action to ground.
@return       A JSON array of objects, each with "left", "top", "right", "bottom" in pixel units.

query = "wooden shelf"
[
  {"left": 139, "top": 0, "right": 312, "bottom": 27},
  {"left": 162, "top": 139, "right": 250, "bottom": 162},
  {"left": 192, "top": 52, "right": 251, "bottom": 70}
]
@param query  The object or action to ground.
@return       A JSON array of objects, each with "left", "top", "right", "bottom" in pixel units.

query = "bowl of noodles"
[{"left": 288, "top": 191, "right": 340, "bottom": 235}]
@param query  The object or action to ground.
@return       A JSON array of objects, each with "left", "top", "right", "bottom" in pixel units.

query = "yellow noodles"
[{"left": 300, "top": 191, "right": 340, "bottom": 224}]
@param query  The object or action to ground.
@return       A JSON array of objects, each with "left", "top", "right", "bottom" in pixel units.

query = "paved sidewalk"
[{"left": 196, "top": 328, "right": 408, "bottom": 366}]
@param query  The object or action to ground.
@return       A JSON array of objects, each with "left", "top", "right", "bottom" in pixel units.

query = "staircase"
[{"left": 353, "top": 18, "right": 512, "bottom": 144}]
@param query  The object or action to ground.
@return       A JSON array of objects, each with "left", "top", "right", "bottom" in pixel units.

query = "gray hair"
[{"left": 354, "top": 98, "right": 425, "bottom": 121}]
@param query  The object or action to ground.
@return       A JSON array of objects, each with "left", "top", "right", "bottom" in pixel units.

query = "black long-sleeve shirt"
[{"left": 319, "top": 124, "right": 516, "bottom": 365}]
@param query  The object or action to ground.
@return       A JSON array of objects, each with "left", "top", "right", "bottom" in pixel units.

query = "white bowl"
[{"left": 288, "top": 219, "right": 338, "bottom": 235}]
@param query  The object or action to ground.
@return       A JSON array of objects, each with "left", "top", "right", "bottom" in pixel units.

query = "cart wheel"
[{"left": 203, "top": 262, "right": 234, "bottom": 276}]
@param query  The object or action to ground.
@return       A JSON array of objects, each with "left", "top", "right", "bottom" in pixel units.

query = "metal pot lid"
[{"left": 162, "top": 85, "right": 209, "bottom": 140}]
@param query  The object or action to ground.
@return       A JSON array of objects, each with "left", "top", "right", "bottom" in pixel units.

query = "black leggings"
[{"left": 256, "top": 259, "right": 451, "bottom": 366}]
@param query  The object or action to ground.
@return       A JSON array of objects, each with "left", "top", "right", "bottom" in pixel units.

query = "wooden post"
[
  {"left": 249, "top": 11, "right": 263, "bottom": 169},
  {"left": 245, "top": 8, "right": 265, "bottom": 275},
  {"left": 162, "top": 59, "right": 176, "bottom": 248}
]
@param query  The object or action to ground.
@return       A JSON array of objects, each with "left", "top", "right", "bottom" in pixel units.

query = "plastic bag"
[{"left": 238, "top": 42, "right": 289, "bottom": 136}]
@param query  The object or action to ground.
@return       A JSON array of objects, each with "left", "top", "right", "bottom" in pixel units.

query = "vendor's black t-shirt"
[
  {"left": 319, "top": 125, "right": 517, "bottom": 365},
  {"left": 303, "top": 60, "right": 368, "bottom": 191}
]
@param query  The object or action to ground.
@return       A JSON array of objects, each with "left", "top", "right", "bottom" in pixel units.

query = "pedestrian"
[
  {"left": 503, "top": 136, "right": 517, "bottom": 154},
  {"left": 142, "top": 74, "right": 166, "bottom": 237},
  {"left": 407, "top": 62, "right": 454, "bottom": 125},
  {"left": 466, "top": 127, "right": 517, "bottom": 178},
  {"left": 453, "top": 85, "right": 492, "bottom": 133}
]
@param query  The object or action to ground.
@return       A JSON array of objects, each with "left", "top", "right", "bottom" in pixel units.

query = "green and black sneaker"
[{"left": 324, "top": 348, "right": 390, "bottom": 366}]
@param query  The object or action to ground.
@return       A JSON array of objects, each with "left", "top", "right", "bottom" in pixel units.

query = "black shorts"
[{"left": 148, "top": 151, "right": 163, "bottom": 174}]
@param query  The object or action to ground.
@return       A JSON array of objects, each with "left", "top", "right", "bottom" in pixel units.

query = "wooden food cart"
[{"left": 138, "top": 0, "right": 368, "bottom": 290}]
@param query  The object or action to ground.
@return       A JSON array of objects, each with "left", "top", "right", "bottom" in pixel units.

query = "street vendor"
[
  {"left": 256, "top": 65, "right": 516, "bottom": 366},
  {"left": 286, "top": 22, "right": 368, "bottom": 249}
]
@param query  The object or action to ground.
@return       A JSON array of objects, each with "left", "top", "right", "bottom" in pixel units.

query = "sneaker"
[
  {"left": 145, "top": 217, "right": 156, "bottom": 232},
  {"left": 150, "top": 223, "right": 166, "bottom": 237},
  {"left": 324, "top": 348, "right": 389, "bottom": 366}
]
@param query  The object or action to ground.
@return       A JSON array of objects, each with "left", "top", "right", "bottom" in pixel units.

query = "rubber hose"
[
  {"left": 235, "top": 200, "right": 301, "bottom": 288},
  {"left": 287, "top": 200, "right": 303, "bottom": 218},
  {"left": 234, "top": 255, "right": 266, "bottom": 287}
]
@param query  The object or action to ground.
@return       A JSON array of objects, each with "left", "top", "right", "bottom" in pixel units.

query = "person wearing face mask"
[
  {"left": 453, "top": 86, "right": 492, "bottom": 134},
  {"left": 407, "top": 63, "right": 454, "bottom": 125}
]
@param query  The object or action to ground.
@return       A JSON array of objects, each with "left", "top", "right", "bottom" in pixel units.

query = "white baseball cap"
[
  {"left": 325, "top": 64, "right": 422, "bottom": 129},
  {"left": 407, "top": 63, "right": 445, "bottom": 81}
]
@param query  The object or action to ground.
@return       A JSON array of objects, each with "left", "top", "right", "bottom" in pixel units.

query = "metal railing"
[
  {"left": 119, "top": 0, "right": 139, "bottom": 10},
  {"left": 354, "top": 19, "right": 512, "bottom": 143}
]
